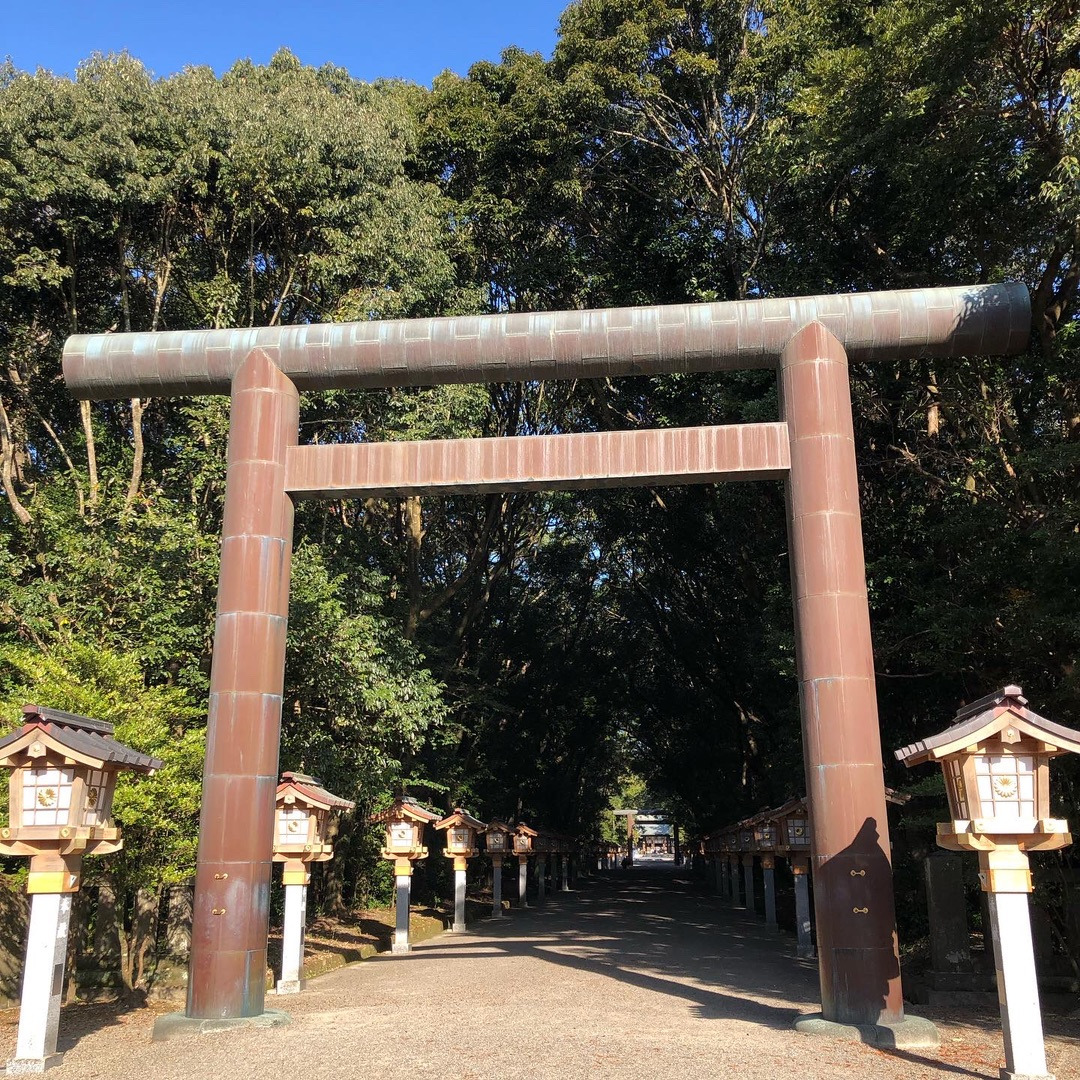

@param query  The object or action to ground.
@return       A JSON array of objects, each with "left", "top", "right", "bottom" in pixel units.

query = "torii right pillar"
[{"left": 781, "top": 323, "right": 936, "bottom": 1046}]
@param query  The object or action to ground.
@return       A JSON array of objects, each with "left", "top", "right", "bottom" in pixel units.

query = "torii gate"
[{"left": 64, "top": 282, "right": 1028, "bottom": 1039}]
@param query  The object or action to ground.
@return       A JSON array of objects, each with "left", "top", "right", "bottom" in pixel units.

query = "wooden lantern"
[
  {"left": 512, "top": 822, "right": 537, "bottom": 855},
  {"left": 896, "top": 685, "right": 1077, "bottom": 858},
  {"left": 435, "top": 808, "right": 486, "bottom": 860},
  {"left": 0, "top": 706, "right": 160, "bottom": 893},
  {"left": 273, "top": 772, "right": 354, "bottom": 877},
  {"left": 739, "top": 821, "right": 755, "bottom": 852},
  {"left": 752, "top": 812, "right": 778, "bottom": 852},
  {"left": 369, "top": 796, "right": 439, "bottom": 868},
  {"left": 483, "top": 819, "right": 514, "bottom": 855},
  {"left": 773, "top": 798, "right": 811, "bottom": 855}
]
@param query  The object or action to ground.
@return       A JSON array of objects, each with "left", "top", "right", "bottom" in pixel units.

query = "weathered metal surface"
[
  {"left": 186, "top": 350, "right": 297, "bottom": 1020},
  {"left": 62, "top": 283, "right": 1029, "bottom": 399},
  {"left": 779, "top": 322, "right": 904, "bottom": 1026},
  {"left": 285, "top": 423, "right": 790, "bottom": 499}
]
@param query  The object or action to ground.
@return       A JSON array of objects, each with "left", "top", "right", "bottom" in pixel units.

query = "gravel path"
[{"left": 2, "top": 864, "right": 1077, "bottom": 1079}]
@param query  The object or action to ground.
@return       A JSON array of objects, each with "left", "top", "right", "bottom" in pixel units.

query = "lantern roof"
[
  {"left": 514, "top": 822, "right": 539, "bottom": 837},
  {"left": 0, "top": 705, "right": 161, "bottom": 772},
  {"left": 277, "top": 772, "right": 355, "bottom": 812},
  {"left": 435, "top": 807, "right": 487, "bottom": 832},
  {"left": 895, "top": 685, "right": 1080, "bottom": 767},
  {"left": 483, "top": 818, "right": 515, "bottom": 835},
  {"left": 368, "top": 795, "right": 440, "bottom": 825}
]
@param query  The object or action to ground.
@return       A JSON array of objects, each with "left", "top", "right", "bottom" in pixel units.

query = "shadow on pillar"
[
  {"left": 795, "top": 819, "right": 936, "bottom": 1047},
  {"left": 812, "top": 818, "right": 899, "bottom": 1026}
]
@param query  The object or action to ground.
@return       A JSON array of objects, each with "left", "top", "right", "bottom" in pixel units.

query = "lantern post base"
[
  {"left": 152, "top": 1009, "right": 290, "bottom": 1042},
  {"left": 8, "top": 892, "right": 73, "bottom": 1075},
  {"left": 794, "top": 1012, "right": 939, "bottom": 1049},
  {"left": 6, "top": 1055, "right": 64, "bottom": 1075}
]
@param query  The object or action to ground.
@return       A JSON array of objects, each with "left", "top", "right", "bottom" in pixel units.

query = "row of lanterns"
[
  {"left": 368, "top": 798, "right": 588, "bottom": 952},
  {"left": 699, "top": 798, "right": 815, "bottom": 959}
]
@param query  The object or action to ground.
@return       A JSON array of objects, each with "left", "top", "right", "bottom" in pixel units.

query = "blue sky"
[{"left": 2, "top": 1, "right": 570, "bottom": 85}]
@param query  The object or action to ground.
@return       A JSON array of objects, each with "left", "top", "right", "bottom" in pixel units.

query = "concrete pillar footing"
[
  {"left": 275, "top": 979, "right": 302, "bottom": 995},
  {"left": 999, "top": 1072, "right": 1056, "bottom": 1080},
  {"left": 793, "top": 1012, "right": 939, "bottom": 1049},
  {"left": 152, "top": 1009, "right": 290, "bottom": 1042},
  {"left": 391, "top": 942, "right": 412, "bottom": 955},
  {"left": 5, "top": 1055, "right": 64, "bottom": 1075}
]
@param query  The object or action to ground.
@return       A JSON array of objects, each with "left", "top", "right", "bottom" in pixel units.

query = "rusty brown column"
[
  {"left": 187, "top": 350, "right": 298, "bottom": 1019},
  {"left": 780, "top": 322, "right": 903, "bottom": 1028}
]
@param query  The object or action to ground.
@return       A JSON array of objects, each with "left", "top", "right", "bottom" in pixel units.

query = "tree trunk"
[{"left": 124, "top": 397, "right": 145, "bottom": 511}]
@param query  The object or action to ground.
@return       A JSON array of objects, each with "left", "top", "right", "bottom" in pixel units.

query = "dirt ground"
[{"left": 1, "top": 867, "right": 1077, "bottom": 1080}]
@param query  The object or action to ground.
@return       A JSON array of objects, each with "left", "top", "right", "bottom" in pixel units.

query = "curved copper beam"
[{"left": 63, "top": 282, "right": 1029, "bottom": 399}]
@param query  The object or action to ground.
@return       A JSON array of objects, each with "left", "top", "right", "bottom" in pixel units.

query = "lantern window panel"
[
  {"left": 787, "top": 819, "right": 809, "bottom": 847},
  {"left": 974, "top": 754, "right": 1036, "bottom": 819},
  {"left": 388, "top": 821, "right": 416, "bottom": 851},
  {"left": 278, "top": 807, "right": 310, "bottom": 845},
  {"left": 82, "top": 769, "right": 109, "bottom": 827},
  {"left": 22, "top": 767, "right": 74, "bottom": 827}
]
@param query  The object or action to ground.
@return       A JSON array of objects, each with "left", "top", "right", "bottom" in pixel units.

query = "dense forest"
[{"left": 0, "top": 0, "right": 1077, "bottom": 976}]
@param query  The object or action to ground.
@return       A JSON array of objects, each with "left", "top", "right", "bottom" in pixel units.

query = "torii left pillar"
[{"left": 185, "top": 351, "right": 298, "bottom": 1023}]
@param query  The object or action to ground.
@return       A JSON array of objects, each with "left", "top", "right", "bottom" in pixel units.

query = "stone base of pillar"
[
  {"left": 452, "top": 921, "right": 466, "bottom": 933},
  {"left": 6, "top": 1055, "right": 64, "bottom": 1075},
  {"left": 391, "top": 941, "right": 412, "bottom": 955},
  {"left": 275, "top": 978, "right": 302, "bottom": 995},
  {"left": 999, "top": 1071, "right": 1056, "bottom": 1080},
  {"left": 152, "top": 1009, "right": 290, "bottom": 1042},
  {"left": 793, "top": 1012, "right": 939, "bottom": 1049}
]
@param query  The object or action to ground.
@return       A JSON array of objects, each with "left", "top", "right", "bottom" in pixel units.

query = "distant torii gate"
[
  {"left": 614, "top": 807, "right": 680, "bottom": 864},
  {"left": 64, "top": 283, "right": 1029, "bottom": 1036}
]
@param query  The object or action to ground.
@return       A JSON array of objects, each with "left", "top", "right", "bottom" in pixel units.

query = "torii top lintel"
[{"left": 63, "top": 283, "right": 1029, "bottom": 400}]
